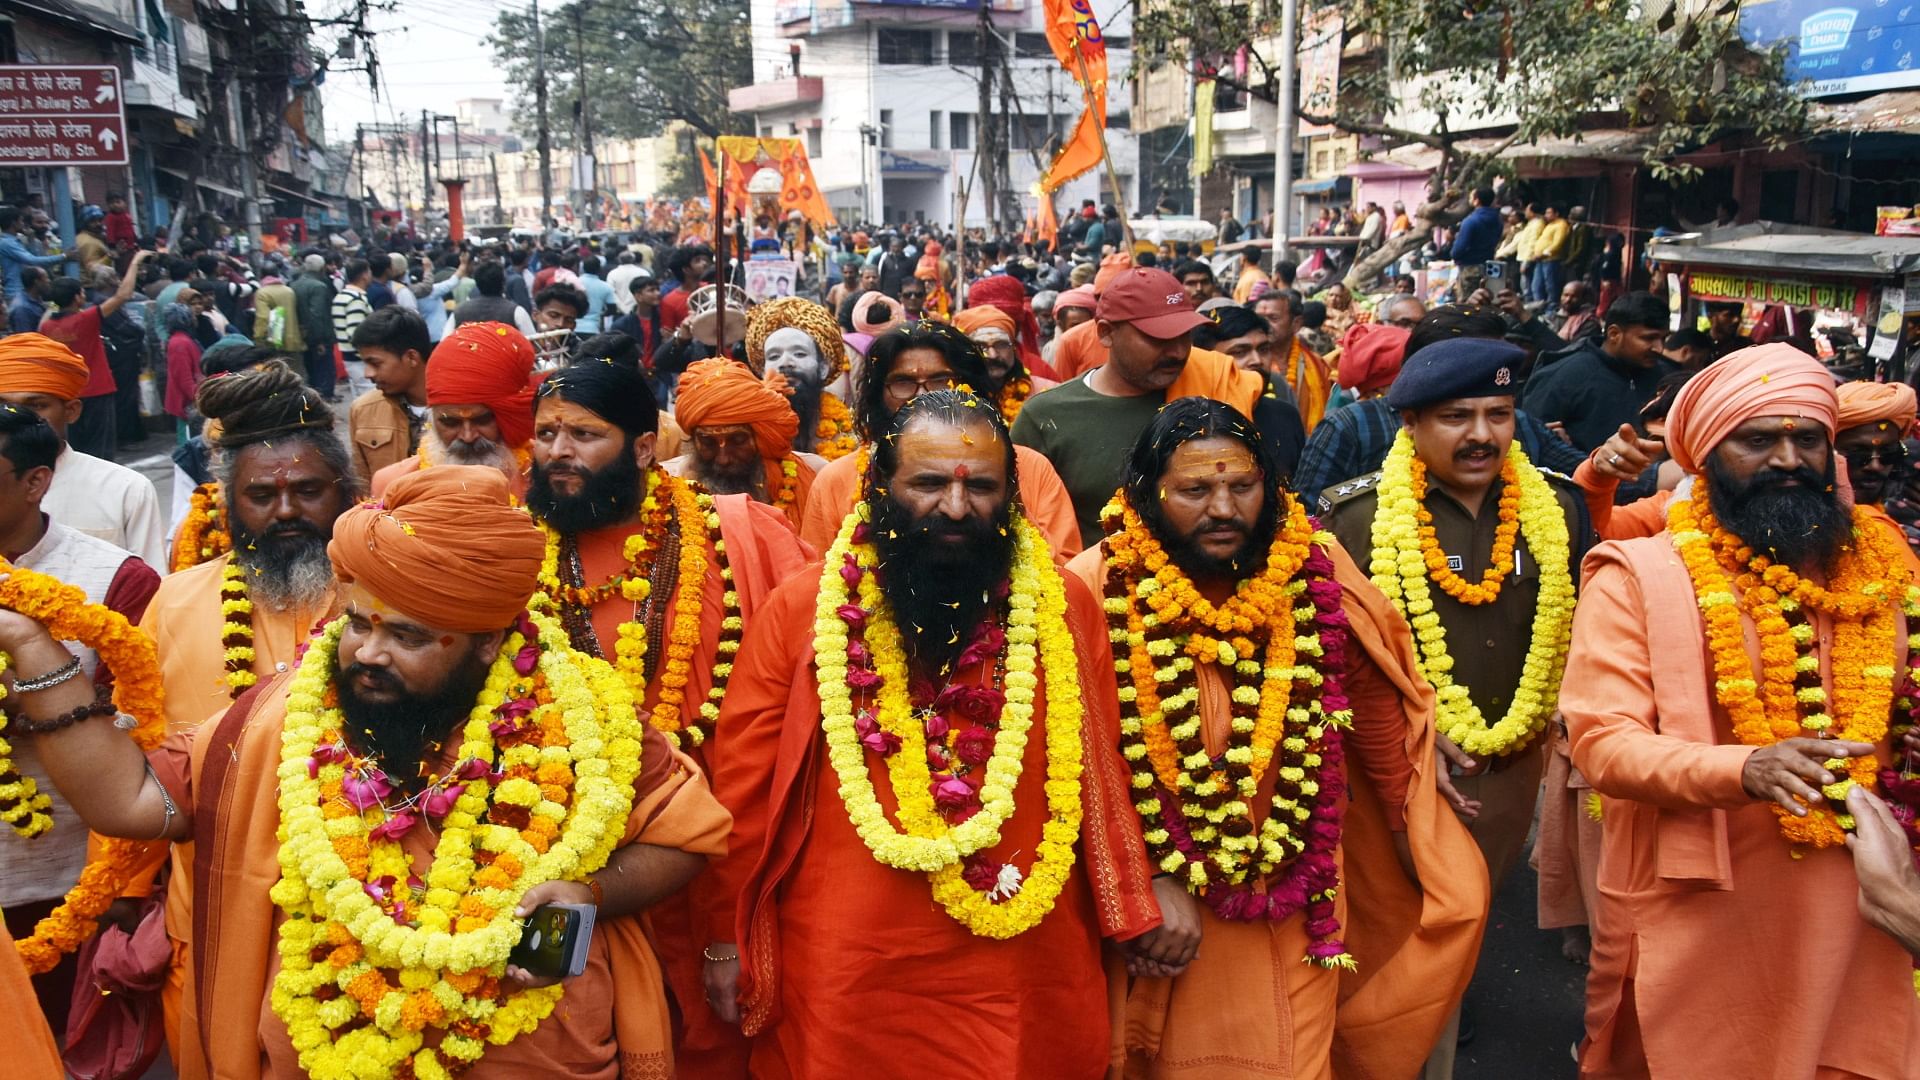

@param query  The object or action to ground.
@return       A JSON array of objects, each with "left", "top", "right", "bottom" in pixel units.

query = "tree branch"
[{"left": 1298, "top": 111, "right": 1450, "bottom": 150}]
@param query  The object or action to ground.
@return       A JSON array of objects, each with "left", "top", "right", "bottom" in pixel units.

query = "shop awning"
[
  {"left": 1814, "top": 91, "right": 1920, "bottom": 137},
  {"left": 1648, "top": 221, "right": 1920, "bottom": 278},
  {"left": 155, "top": 167, "right": 244, "bottom": 200},
  {"left": 267, "top": 182, "right": 341, "bottom": 210},
  {"left": 1292, "top": 176, "right": 1349, "bottom": 195},
  {"left": 1376, "top": 128, "right": 1653, "bottom": 174}
]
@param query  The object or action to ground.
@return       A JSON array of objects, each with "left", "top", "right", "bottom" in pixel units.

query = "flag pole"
[
  {"left": 1071, "top": 43, "right": 1133, "bottom": 254},
  {"left": 714, "top": 144, "right": 727, "bottom": 356}
]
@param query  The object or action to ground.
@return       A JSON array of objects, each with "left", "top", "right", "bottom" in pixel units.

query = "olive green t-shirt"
[{"left": 1009, "top": 375, "right": 1165, "bottom": 547}]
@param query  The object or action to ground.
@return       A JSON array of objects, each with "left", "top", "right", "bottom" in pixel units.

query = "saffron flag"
[
  {"left": 1038, "top": 0, "right": 1108, "bottom": 200},
  {"left": 699, "top": 147, "right": 721, "bottom": 244}
]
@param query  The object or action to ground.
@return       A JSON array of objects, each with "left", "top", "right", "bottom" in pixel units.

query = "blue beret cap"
[{"left": 1385, "top": 337, "right": 1526, "bottom": 411}]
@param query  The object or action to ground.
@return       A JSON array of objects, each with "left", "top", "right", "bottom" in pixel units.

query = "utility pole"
[
  {"left": 1270, "top": 0, "right": 1298, "bottom": 269},
  {"left": 420, "top": 109, "right": 434, "bottom": 223},
  {"left": 975, "top": 7, "right": 997, "bottom": 234},
  {"left": 531, "top": 0, "right": 553, "bottom": 229},
  {"left": 571, "top": 4, "right": 595, "bottom": 230},
  {"left": 355, "top": 123, "right": 367, "bottom": 230},
  {"left": 489, "top": 152, "right": 505, "bottom": 221}
]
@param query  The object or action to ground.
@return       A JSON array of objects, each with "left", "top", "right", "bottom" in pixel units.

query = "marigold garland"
[
  {"left": 270, "top": 608, "right": 642, "bottom": 1078},
  {"left": 530, "top": 467, "right": 722, "bottom": 747},
  {"left": 170, "top": 482, "right": 231, "bottom": 572},
  {"left": 1410, "top": 455, "right": 1520, "bottom": 605},
  {"left": 813, "top": 505, "right": 1084, "bottom": 938},
  {"left": 1367, "top": 431, "right": 1574, "bottom": 757},
  {"left": 220, "top": 558, "right": 258, "bottom": 698},
  {"left": 0, "top": 653, "right": 52, "bottom": 839},
  {"left": 0, "top": 561, "right": 168, "bottom": 975},
  {"left": 695, "top": 492, "right": 744, "bottom": 735},
  {"left": 1668, "top": 484, "right": 1910, "bottom": 850},
  {"left": 997, "top": 376, "right": 1034, "bottom": 425},
  {"left": 815, "top": 393, "right": 858, "bottom": 460},
  {"left": 1099, "top": 489, "right": 1357, "bottom": 966}
]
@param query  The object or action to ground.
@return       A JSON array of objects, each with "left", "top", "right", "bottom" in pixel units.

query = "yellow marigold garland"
[
  {"left": 814, "top": 505, "right": 1084, "bottom": 938},
  {"left": 0, "top": 653, "right": 53, "bottom": 839},
  {"left": 170, "top": 481, "right": 231, "bottom": 572},
  {"left": 1667, "top": 483, "right": 1908, "bottom": 849},
  {"left": 815, "top": 393, "right": 858, "bottom": 460},
  {"left": 695, "top": 492, "right": 744, "bottom": 735},
  {"left": 530, "top": 467, "right": 716, "bottom": 746},
  {"left": 270, "top": 608, "right": 642, "bottom": 1078},
  {"left": 0, "top": 561, "right": 168, "bottom": 974},
  {"left": 1367, "top": 431, "right": 1575, "bottom": 756},
  {"left": 220, "top": 558, "right": 257, "bottom": 698}
]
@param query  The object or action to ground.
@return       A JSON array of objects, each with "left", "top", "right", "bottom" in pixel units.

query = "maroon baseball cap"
[{"left": 1096, "top": 268, "right": 1211, "bottom": 340}]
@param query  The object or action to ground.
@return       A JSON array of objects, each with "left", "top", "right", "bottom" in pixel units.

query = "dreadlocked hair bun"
[{"left": 196, "top": 359, "right": 336, "bottom": 449}]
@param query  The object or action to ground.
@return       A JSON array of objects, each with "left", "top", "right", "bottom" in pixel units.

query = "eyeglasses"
[
  {"left": 1842, "top": 443, "right": 1911, "bottom": 469},
  {"left": 884, "top": 373, "right": 960, "bottom": 399}
]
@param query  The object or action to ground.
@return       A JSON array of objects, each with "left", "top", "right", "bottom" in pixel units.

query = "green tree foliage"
[
  {"left": 487, "top": 0, "right": 751, "bottom": 142},
  {"left": 1135, "top": 0, "right": 1811, "bottom": 280}
]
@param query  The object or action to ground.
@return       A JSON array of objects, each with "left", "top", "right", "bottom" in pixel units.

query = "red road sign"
[{"left": 0, "top": 65, "right": 128, "bottom": 167}]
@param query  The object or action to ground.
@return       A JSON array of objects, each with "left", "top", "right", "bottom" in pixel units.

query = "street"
[{"left": 1457, "top": 828, "right": 1589, "bottom": 1079}]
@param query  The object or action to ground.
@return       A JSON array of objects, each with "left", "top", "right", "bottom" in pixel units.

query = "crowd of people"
[{"left": 0, "top": 203, "right": 1916, "bottom": 1080}]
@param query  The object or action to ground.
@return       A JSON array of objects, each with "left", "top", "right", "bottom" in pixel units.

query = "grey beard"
[
  {"left": 692, "top": 457, "right": 767, "bottom": 499},
  {"left": 235, "top": 538, "right": 335, "bottom": 612},
  {"left": 425, "top": 427, "right": 519, "bottom": 476}
]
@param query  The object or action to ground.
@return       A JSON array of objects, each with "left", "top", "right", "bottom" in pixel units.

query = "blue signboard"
[{"left": 1739, "top": 0, "right": 1920, "bottom": 96}]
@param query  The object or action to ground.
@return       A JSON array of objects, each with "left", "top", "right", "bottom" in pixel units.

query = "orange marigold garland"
[
  {"left": 1667, "top": 483, "right": 1908, "bottom": 850},
  {"left": 171, "top": 482, "right": 231, "bottom": 572},
  {"left": 815, "top": 393, "right": 858, "bottom": 460},
  {"left": 997, "top": 376, "right": 1035, "bottom": 425},
  {"left": 1409, "top": 454, "right": 1520, "bottom": 605},
  {"left": 0, "top": 561, "right": 168, "bottom": 974}
]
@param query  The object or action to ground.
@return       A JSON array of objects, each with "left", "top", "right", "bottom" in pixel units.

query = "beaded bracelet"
[{"left": 14, "top": 698, "right": 116, "bottom": 736}]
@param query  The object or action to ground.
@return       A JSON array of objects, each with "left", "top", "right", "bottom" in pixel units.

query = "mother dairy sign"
[{"left": 1739, "top": 0, "right": 1919, "bottom": 96}]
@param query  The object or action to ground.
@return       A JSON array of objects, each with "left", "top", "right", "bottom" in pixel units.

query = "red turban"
[
  {"left": 0, "top": 333, "right": 90, "bottom": 400},
  {"left": 328, "top": 466, "right": 545, "bottom": 633},
  {"left": 1835, "top": 380, "right": 1917, "bottom": 434},
  {"left": 426, "top": 322, "right": 537, "bottom": 449},
  {"left": 963, "top": 275, "right": 1047, "bottom": 375},
  {"left": 1666, "top": 344, "right": 1838, "bottom": 475},
  {"left": 1337, "top": 322, "right": 1411, "bottom": 397}
]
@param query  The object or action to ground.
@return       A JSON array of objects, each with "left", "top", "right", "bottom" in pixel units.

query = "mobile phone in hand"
[{"left": 508, "top": 902, "right": 596, "bottom": 980}]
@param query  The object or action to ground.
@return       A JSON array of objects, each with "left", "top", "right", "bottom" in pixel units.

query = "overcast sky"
[{"left": 316, "top": 0, "right": 518, "bottom": 144}]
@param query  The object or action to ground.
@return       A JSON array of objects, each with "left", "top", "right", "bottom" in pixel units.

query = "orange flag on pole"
[
  {"left": 1038, "top": 0, "right": 1109, "bottom": 200},
  {"left": 699, "top": 147, "right": 721, "bottom": 244}
]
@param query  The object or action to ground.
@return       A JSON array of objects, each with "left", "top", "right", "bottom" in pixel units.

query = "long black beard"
[
  {"left": 336, "top": 649, "right": 492, "bottom": 787},
  {"left": 1164, "top": 515, "right": 1278, "bottom": 582},
  {"left": 784, "top": 373, "right": 824, "bottom": 454},
  {"left": 868, "top": 494, "right": 1013, "bottom": 675},
  {"left": 527, "top": 451, "right": 642, "bottom": 534},
  {"left": 1707, "top": 454, "right": 1851, "bottom": 570},
  {"left": 229, "top": 516, "right": 334, "bottom": 612}
]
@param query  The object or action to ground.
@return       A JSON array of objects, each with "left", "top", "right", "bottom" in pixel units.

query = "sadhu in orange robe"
[
  {"left": 1067, "top": 542, "right": 1488, "bottom": 1080},
  {"left": 0, "top": 917, "right": 63, "bottom": 1079},
  {"left": 134, "top": 551, "right": 339, "bottom": 1057},
  {"left": 1562, "top": 536, "right": 1920, "bottom": 1078},
  {"left": 553, "top": 492, "right": 812, "bottom": 1079},
  {"left": 149, "top": 671, "right": 733, "bottom": 1080},
  {"left": 706, "top": 562, "right": 1163, "bottom": 1079}
]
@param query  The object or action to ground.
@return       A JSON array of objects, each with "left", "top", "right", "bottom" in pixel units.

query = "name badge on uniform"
[{"left": 1447, "top": 555, "right": 1464, "bottom": 572}]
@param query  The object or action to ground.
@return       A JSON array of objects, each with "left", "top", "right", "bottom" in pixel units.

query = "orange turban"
[
  {"left": 426, "top": 322, "right": 537, "bottom": 449},
  {"left": 0, "top": 333, "right": 89, "bottom": 400},
  {"left": 328, "top": 466, "right": 545, "bottom": 633},
  {"left": 1093, "top": 252, "right": 1134, "bottom": 293},
  {"left": 1835, "top": 380, "right": 1917, "bottom": 434},
  {"left": 851, "top": 291, "right": 905, "bottom": 336},
  {"left": 675, "top": 358, "right": 799, "bottom": 459},
  {"left": 1666, "top": 344, "right": 1838, "bottom": 475},
  {"left": 952, "top": 306, "right": 1016, "bottom": 339}
]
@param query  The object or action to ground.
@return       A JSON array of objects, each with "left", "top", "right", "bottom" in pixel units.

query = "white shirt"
[
  {"left": 448, "top": 305, "right": 537, "bottom": 338},
  {"left": 607, "top": 264, "right": 644, "bottom": 314},
  {"left": 44, "top": 446, "right": 166, "bottom": 571}
]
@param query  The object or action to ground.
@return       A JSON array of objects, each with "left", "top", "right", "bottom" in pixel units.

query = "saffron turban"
[
  {"left": 851, "top": 291, "right": 905, "bottom": 336},
  {"left": 962, "top": 275, "right": 1043, "bottom": 360},
  {"left": 746, "top": 297, "right": 848, "bottom": 380},
  {"left": 675, "top": 358, "right": 798, "bottom": 460},
  {"left": 0, "top": 333, "right": 89, "bottom": 400},
  {"left": 1834, "top": 380, "right": 1917, "bottom": 434},
  {"left": 1665, "top": 343, "right": 1838, "bottom": 476},
  {"left": 1053, "top": 285, "right": 1097, "bottom": 314},
  {"left": 1339, "top": 322, "right": 1412, "bottom": 397},
  {"left": 952, "top": 306, "right": 1016, "bottom": 340},
  {"left": 329, "top": 466, "right": 545, "bottom": 633},
  {"left": 1092, "top": 252, "right": 1134, "bottom": 293},
  {"left": 426, "top": 322, "right": 537, "bottom": 449}
]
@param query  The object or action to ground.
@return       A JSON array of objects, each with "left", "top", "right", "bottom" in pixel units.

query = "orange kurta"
[
  {"left": 137, "top": 552, "right": 338, "bottom": 1059},
  {"left": 161, "top": 675, "right": 732, "bottom": 1080},
  {"left": 1562, "top": 536, "right": 1920, "bottom": 1079},
  {"left": 0, "top": 917, "right": 62, "bottom": 1079},
  {"left": 1067, "top": 541, "right": 1487, "bottom": 1080},
  {"left": 797, "top": 443, "right": 1084, "bottom": 560},
  {"left": 559, "top": 493, "right": 811, "bottom": 1079},
  {"left": 706, "top": 565, "right": 1162, "bottom": 1079},
  {"left": 1274, "top": 338, "right": 1332, "bottom": 434}
]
